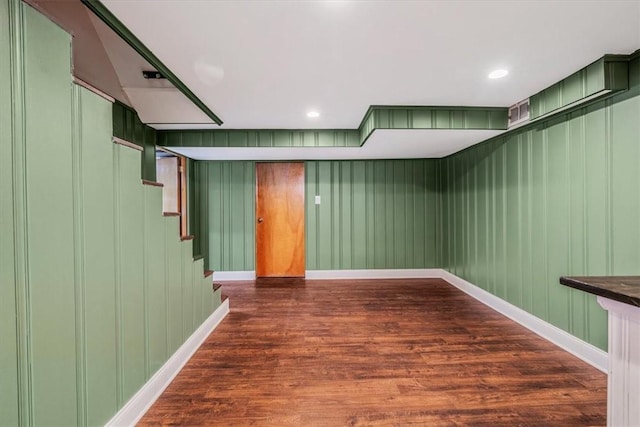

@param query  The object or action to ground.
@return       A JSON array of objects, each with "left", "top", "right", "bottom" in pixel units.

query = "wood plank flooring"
[{"left": 138, "top": 279, "right": 606, "bottom": 426}]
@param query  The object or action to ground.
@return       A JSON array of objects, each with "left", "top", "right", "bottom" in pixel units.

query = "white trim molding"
[
  {"left": 213, "top": 269, "right": 442, "bottom": 281},
  {"left": 212, "top": 270, "right": 256, "bottom": 281},
  {"left": 306, "top": 268, "right": 442, "bottom": 280},
  {"left": 105, "top": 299, "right": 230, "bottom": 426},
  {"left": 440, "top": 270, "right": 608, "bottom": 373}
]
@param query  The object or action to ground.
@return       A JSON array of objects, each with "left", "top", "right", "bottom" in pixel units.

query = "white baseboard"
[
  {"left": 212, "top": 269, "right": 442, "bottom": 280},
  {"left": 105, "top": 299, "right": 230, "bottom": 426},
  {"left": 306, "top": 268, "right": 442, "bottom": 280},
  {"left": 439, "top": 270, "right": 608, "bottom": 373},
  {"left": 212, "top": 271, "right": 256, "bottom": 281}
]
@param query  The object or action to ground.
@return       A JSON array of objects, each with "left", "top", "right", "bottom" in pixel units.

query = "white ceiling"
[{"left": 100, "top": 0, "right": 640, "bottom": 131}]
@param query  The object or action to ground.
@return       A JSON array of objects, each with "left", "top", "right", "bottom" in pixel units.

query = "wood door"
[{"left": 256, "top": 162, "right": 305, "bottom": 277}]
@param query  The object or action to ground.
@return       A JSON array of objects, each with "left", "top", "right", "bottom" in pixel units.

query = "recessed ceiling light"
[
  {"left": 307, "top": 111, "right": 320, "bottom": 118},
  {"left": 488, "top": 69, "right": 509, "bottom": 79}
]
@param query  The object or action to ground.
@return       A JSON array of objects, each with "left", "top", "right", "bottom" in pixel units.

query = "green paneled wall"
[
  {"left": 24, "top": 7, "right": 78, "bottom": 425},
  {"left": 193, "top": 159, "right": 441, "bottom": 272},
  {"left": 71, "top": 83, "right": 118, "bottom": 425},
  {"left": 189, "top": 158, "right": 208, "bottom": 264},
  {"left": 0, "top": 0, "right": 19, "bottom": 424},
  {"left": 441, "top": 56, "right": 640, "bottom": 351},
  {"left": 112, "top": 101, "right": 157, "bottom": 182},
  {"left": 197, "top": 161, "right": 256, "bottom": 272},
  {"left": 1, "top": 2, "right": 222, "bottom": 425},
  {"left": 305, "top": 160, "right": 441, "bottom": 269}
]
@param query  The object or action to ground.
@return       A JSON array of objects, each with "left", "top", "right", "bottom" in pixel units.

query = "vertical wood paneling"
[
  {"left": 71, "top": 83, "right": 88, "bottom": 427},
  {"left": 181, "top": 241, "right": 195, "bottom": 339},
  {"left": 201, "top": 161, "right": 211, "bottom": 270},
  {"left": 305, "top": 163, "right": 317, "bottom": 269},
  {"left": 352, "top": 161, "right": 367, "bottom": 267},
  {"left": 393, "top": 160, "right": 406, "bottom": 268},
  {"left": 520, "top": 134, "right": 534, "bottom": 314},
  {"left": 410, "top": 163, "right": 422, "bottom": 266},
  {"left": 474, "top": 145, "right": 488, "bottom": 290},
  {"left": 318, "top": 162, "right": 333, "bottom": 269},
  {"left": 244, "top": 163, "right": 255, "bottom": 269},
  {"left": 24, "top": 6, "right": 78, "bottom": 424},
  {"left": 568, "top": 112, "right": 587, "bottom": 338},
  {"left": 73, "top": 86, "right": 118, "bottom": 426},
  {"left": 0, "top": 0, "right": 20, "bottom": 423},
  {"left": 196, "top": 161, "right": 256, "bottom": 272},
  {"left": 506, "top": 135, "right": 521, "bottom": 305},
  {"left": 611, "top": 90, "right": 640, "bottom": 274},
  {"left": 193, "top": 259, "right": 205, "bottom": 325},
  {"left": 230, "top": 163, "right": 246, "bottom": 265},
  {"left": 145, "top": 186, "right": 168, "bottom": 375},
  {"left": 116, "top": 146, "right": 146, "bottom": 402},
  {"left": 546, "top": 118, "right": 570, "bottom": 331},
  {"left": 331, "top": 162, "right": 340, "bottom": 268},
  {"left": 165, "top": 217, "right": 183, "bottom": 354},
  {"left": 340, "top": 162, "right": 352, "bottom": 269}
]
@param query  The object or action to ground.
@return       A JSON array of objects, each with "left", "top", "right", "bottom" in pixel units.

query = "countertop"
[{"left": 559, "top": 276, "right": 640, "bottom": 307}]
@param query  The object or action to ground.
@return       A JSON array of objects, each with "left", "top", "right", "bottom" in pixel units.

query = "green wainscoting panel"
[
  {"left": 191, "top": 160, "right": 209, "bottom": 268},
  {"left": 115, "top": 145, "right": 147, "bottom": 403},
  {"left": 144, "top": 186, "right": 168, "bottom": 376},
  {"left": 165, "top": 217, "right": 185, "bottom": 354},
  {"left": 196, "top": 161, "right": 257, "bottom": 272},
  {"left": 195, "top": 159, "right": 441, "bottom": 272},
  {"left": 358, "top": 106, "right": 508, "bottom": 144},
  {"left": 441, "top": 57, "right": 640, "bottom": 351},
  {"left": 0, "top": 0, "right": 19, "bottom": 424},
  {"left": 530, "top": 55, "right": 629, "bottom": 120},
  {"left": 159, "top": 129, "right": 360, "bottom": 148},
  {"left": 306, "top": 160, "right": 441, "bottom": 270},
  {"left": 192, "top": 259, "right": 206, "bottom": 326},
  {"left": 187, "top": 158, "right": 196, "bottom": 236},
  {"left": 72, "top": 86, "right": 118, "bottom": 426},
  {"left": 143, "top": 125, "right": 157, "bottom": 181},
  {"left": 112, "top": 101, "right": 157, "bottom": 182},
  {"left": 181, "top": 241, "right": 195, "bottom": 339},
  {"left": 24, "top": 5, "right": 78, "bottom": 424}
]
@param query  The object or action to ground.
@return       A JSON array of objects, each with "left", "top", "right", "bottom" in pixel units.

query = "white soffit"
[
  {"left": 166, "top": 129, "right": 506, "bottom": 161},
  {"left": 123, "top": 87, "right": 214, "bottom": 125}
]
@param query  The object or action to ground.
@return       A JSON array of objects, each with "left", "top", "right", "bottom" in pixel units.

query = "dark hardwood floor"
[{"left": 138, "top": 279, "right": 606, "bottom": 426}]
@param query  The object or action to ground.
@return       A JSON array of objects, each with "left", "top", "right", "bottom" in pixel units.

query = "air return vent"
[{"left": 508, "top": 99, "right": 530, "bottom": 128}]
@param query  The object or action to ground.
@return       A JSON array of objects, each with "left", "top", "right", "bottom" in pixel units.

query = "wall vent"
[{"left": 508, "top": 98, "right": 530, "bottom": 128}]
